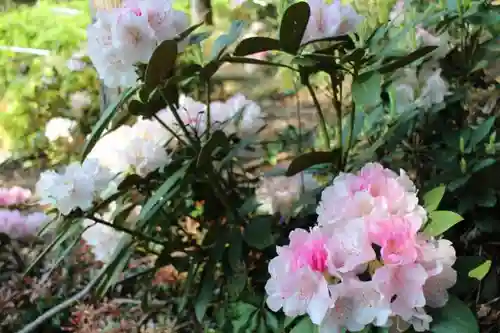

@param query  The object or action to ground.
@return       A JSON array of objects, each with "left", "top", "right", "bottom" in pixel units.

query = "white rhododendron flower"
[
  {"left": 156, "top": 93, "right": 264, "bottom": 138},
  {"left": 87, "top": 0, "right": 189, "bottom": 87},
  {"left": 89, "top": 118, "right": 171, "bottom": 177},
  {"left": 256, "top": 172, "right": 318, "bottom": 216},
  {"left": 302, "top": 0, "right": 363, "bottom": 45},
  {"left": 35, "top": 159, "right": 113, "bottom": 215},
  {"left": 44, "top": 117, "right": 77, "bottom": 143},
  {"left": 390, "top": 66, "right": 450, "bottom": 113},
  {"left": 417, "top": 67, "right": 451, "bottom": 109},
  {"left": 82, "top": 218, "right": 124, "bottom": 263},
  {"left": 265, "top": 163, "right": 458, "bottom": 332},
  {"left": 389, "top": 0, "right": 405, "bottom": 25}
]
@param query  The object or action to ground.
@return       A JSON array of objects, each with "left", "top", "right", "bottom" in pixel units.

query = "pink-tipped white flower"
[
  {"left": 87, "top": 0, "right": 189, "bottom": 88},
  {"left": 265, "top": 162, "right": 458, "bottom": 332},
  {"left": 302, "top": 0, "right": 363, "bottom": 45},
  {"left": 265, "top": 228, "right": 332, "bottom": 324}
]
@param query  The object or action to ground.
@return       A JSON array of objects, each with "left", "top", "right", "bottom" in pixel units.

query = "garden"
[{"left": 0, "top": 0, "right": 499, "bottom": 332}]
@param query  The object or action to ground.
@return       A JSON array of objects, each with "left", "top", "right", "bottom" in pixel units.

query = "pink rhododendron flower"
[
  {"left": 369, "top": 216, "right": 420, "bottom": 265},
  {"left": 265, "top": 162, "right": 458, "bottom": 332},
  {"left": 0, "top": 209, "right": 48, "bottom": 239},
  {"left": 0, "top": 186, "right": 32, "bottom": 206},
  {"left": 265, "top": 228, "right": 331, "bottom": 324}
]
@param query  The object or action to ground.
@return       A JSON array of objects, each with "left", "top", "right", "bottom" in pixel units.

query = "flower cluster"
[
  {"left": 89, "top": 93, "right": 262, "bottom": 176},
  {"left": 0, "top": 186, "right": 48, "bottom": 239},
  {"left": 391, "top": 65, "right": 451, "bottom": 113},
  {"left": 36, "top": 159, "right": 113, "bottom": 215},
  {"left": 0, "top": 186, "right": 32, "bottom": 206},
  {"left": 44, "top": 117, "right": 77, "bottom": 143},
  {"left": 87, "top": 0, "right": 189, "bottom": 87},
  {"left": 302, "top": 0, "right": 363, "bottom": 45},
  {"left": 265, "top": 163, "right": 457, "bottom": 332}
]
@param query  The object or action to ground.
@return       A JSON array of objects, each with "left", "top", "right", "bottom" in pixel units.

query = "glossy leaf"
[
  {"left": 430, "top": 296, "right": 479, "bottom": 333},
  {"left": 423, "top": 185, "right": 446, "bottom": 212},
  {"left": 469, "top": 116, "right": 496, "bottom": 148},
  {"left": 244, "top": 216, "right": 275, "bottom": 250},
  {"left": 145, "top": 39, "right": 178, "bottom": 89},
  {"left": 424, "top": 210, "right": 464, "bottom": 236},
  {"left": 81, "top": 86, "right": 138, "bottom": 161},
  {"left": 197, "top": 130, "right": 230, "bottom": 168},
  {"left": 351, "top": 71, "right": 382, "bottom": 109},
  {"left": 137, "top": 162, "right": 191, "bottom": 224},
  {"left": 290, "top": 317, "right": 316, "bottom": 333},
  {"left": 286, "top": 149, "right": 341, "bottom": 176},
  {"left": 378, "top": 46, "right": 437, "bottom": 73},
  {"left": 279, "top": 1, "right": 310, "bottom": 54},
  {"left": 234, "top": 36, "right": 281, "bottom": 56}
]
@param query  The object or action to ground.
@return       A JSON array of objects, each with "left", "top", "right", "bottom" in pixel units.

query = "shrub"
[{"left": 8, "top": 0, "right": 500, "bottom": 332}]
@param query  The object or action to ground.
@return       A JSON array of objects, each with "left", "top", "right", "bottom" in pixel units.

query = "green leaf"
[
  {"left": 471, "top": 158, "right": 496, "bottom": 173},
  {"left": 286, "top": 149, "right": 341, "bottom": 176},
  {"left": 176, "top": 21, "right": 204, "bottom": 43},
  {"left": 244, "top": 216, "right": 275, "bottom": 250},
  {"left": 234, "top": 36, "right": 282, "bottom": 56},
  {"left": 431, "top": 296, "right": 479, "bottom": 333},
  {"left": 279, "top": 1, "right": 310, "bottom": 54},
  {"left": 423, "top": 185, "right": 446, "bottom": 212},
  {"left": 351, "top": 71, "right": 382, "bottom": 109},
  {"left": 145, "top": 39, "right": 178, "bottom": 89},
  {"left": 211, "top": 20, "right": 245, "bottom": 59},
  {"left": 197, "top": 130, "right": 229, "bottom": 168},
  {"left": 468, "top": 260, "right": 492, "bottom": 281},
  {"left": 424, "top": 210, "right": 464, "bottom": 236},
  {"left": 378, "top": 46, "right": 438, "bottom": 73},
  {"left": 81, "top": 86, "right": 138, "bottom": 161},
  {"left": 137, "top": 162, "right": 191, "bottom": 223},
  {"left": 290, "top": 316, "right": 317, "bottom": 333},
  {"left": 470, "top": 116, "right": 496, "bottom": 148},
  {"left": 195, "top": 235, "right": 226, "bottom": 322}
]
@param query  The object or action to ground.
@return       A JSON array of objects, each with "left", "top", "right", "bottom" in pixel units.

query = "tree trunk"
[{"left": 190, "top": 0, "right": 213, "bottom": 25}]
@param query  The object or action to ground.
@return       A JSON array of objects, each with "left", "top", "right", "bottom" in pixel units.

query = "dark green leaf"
[
  {"left": 234, "top": 36, "right": 281, "bottom": 56},
  {"left": 472, "top": 158, "right": 496, "bottom": 173},
  {"left": 351, "top": 71, "right": 382, "bottom": 109},
  {"left": 177, "top": 21, "right": 204, "bottom": 43},
  {"left": 244, "top": 216, "right": 275, "bottom": 250},
  {"left": 423, "top": 185, "right": 446, "bottom": 212},
  {"left": 424, "top": 210, "right": 464, "bottom": 236},
  {"left": 469, "top": 117, "right": 496, "bottom": 148},
  {"left": 431, "top": 296, "right": 479, "bottom": 333},
  {"left": 279, "top": 1, "right": 310, "bottom": 54},
  {"left": 290, "top": 316, "right": 316, "bottom": 333},
  {"left": 228, "top": 227, "right": 244, "bottom": 271},
  {"left": 137, "top": 162, "right": 191, "bottom": 224},
  {"left": 378, "top": 46, "right": 438, "bottom": 73},
  {"left": 195, "top": 236, "right": 226, "bottom": 321},
  {"left": 145, "top": 40, "right": 178, "bottom": 89},
  {"left": 81, "top": 86, "right": 138, "bottom": 161},
  {"left": 197, "top": 130, "right": 230, "bottom": 168},
  {"left": 286, "top": 149, "right": 341, "bottom": 176}
]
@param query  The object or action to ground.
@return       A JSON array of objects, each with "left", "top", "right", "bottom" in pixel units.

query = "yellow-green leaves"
[{"left": 424, "top": 210, "right": 464, "bottom": 237}]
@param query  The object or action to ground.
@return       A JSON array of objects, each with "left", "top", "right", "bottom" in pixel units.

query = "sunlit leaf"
[
  {"left": 424, "top": 210, "right": 464, "bottom": 236},
  {"left": 468, "top": 260, "right": 492, "bottom": 281}
]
